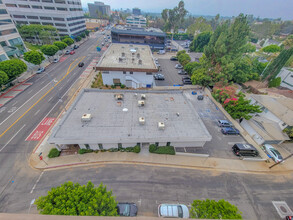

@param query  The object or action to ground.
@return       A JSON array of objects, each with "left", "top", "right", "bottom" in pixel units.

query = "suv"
[
  {"left": 218, "top": 120, "right": 232, "bottom": 127},
  {"left": 158, "top": 204, "right": 189, "bottom": 218},
  {"left": 117, "top": 203, "right": 137, "bottom": 217},
  {"left": 36, "top": 67, "right": 45, "bottom": 74},
  {"left": 197, "top": 95, "right": 204, "bottom": 100},
  {"left": 170, "top": 56, "right": 178, "bottom": 61},
  {"left": 232, "top": 143, "right": 259, "bottom": 157},
  {"left": 221, "top": 127, "right": 240, "bottom": 135}
]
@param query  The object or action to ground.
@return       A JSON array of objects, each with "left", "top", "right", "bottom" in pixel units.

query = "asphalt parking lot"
[{"left": 183, "top": 90, "right": 247, "bottom": 159}]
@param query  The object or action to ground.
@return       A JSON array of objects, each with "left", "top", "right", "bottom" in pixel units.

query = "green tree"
[
  {"left": 75, "top": 36, "right": 82, "bottom": 42},
  {"left": 40, "top": 45, "right": 59, "bottom": 59},
  {"left": 0, "top": 59, "right": 27, "bottom": 79},
  {"left": 190, "top": 31, "right": 212, "bottom": 52},
  {"left": 283, "top": 35, "right": 293, "bottom": 49},
  {"left": 262, "top": 44, "right": 281, "bottom": 53},
  {"left": 184, "top": 62, "right": 201, "bottom": 74},
  {"left": 62, "top": 37, "right": 74, "bottom": 46},
  {"left": 35, "top": 181, "right": 118, "bottom": 216},
  {"left": 186, "top": 17, "right": 212, "bottom": 36},
  {"left": 268, "top": 77, "right": 281, "bottom": 87},
  {"left": 85, "top": 30, "right": 90, "bottom": 36},
  {"left": 224, "top": 95, "right": 262, "bottom": 120},
  {"left": 178, "top": 53, "right": 191, "bottom": 66},
  {"left": 53, "top": 41, "right": 68, "bottom": 50},
  {"left": 190, "top": 199, "right": 242, "bottom": 219},
  {"left": 24, "top": 50, "right": 45, "bottom": 66},
  {"left": 244, "top": 43, "right": 256, "bottom": 53},
  {"left": 0, "top": 71, "right": 9, "bottom": 86},
  {"left": 283, "top": 126, "right": 293, "bottom": 139}
]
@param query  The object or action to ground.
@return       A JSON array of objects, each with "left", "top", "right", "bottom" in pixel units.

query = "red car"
[{"left": 69, "top": 51, "right": 75, "bottom": 55}]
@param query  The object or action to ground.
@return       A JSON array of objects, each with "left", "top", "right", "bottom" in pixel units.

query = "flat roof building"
[
  {"left": 126, "top": 15, "right": 146, "bottom": 28},
  {"left": 88, "top": 1, "right": 110, "bottom": 18},
  {"left": 96, "top": 43, "right": 158, "bottom": 88},
  {"left": 48, "top": 89, "right": 212, "bottom": 151},
  {"left": 111, "top": 26, "right": 166, "bottom": 50},
  {"left": 4, "top": 0, "right": 86, "bottom": 36}
]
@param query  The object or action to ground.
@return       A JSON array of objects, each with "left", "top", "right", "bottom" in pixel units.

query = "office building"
[
  {"left": 126, "top": 15, "right": 146, "bottom": 28},
  {"left": 132, "top": 8, "right": 141, "bottom": 15},
  {"left": 88, "top": 1, "right": 110, "bottom": 19},
  {"left": 0, "top": 2, "right": 26, "bottom": 60},
  {"left": 4, "top": 0, "right": 86, "bottom": 36}
]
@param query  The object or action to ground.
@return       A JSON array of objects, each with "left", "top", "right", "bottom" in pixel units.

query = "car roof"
[
  {"left": 219, "top": 120, "right": 230, "bottom": 123},
  {"left": 234, "top": 143, "right": 256, "bottom": 150},
  {"left": 159, "top": 204, "right": 189, "bottom": 218}
]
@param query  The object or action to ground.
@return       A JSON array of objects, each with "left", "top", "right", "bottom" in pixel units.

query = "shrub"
[
  {"left": 101, "top": 149, "right": 107, "bottom": 152},
  {"left": 125, "top": 147, "right": 134, "bottom": 152},
  {"left": 48, "top": 148, "right": 60, "bottom": 158},
  {"left": 268, "top": 77, "right": 281, "bottom": 88},
  {"left": 149, "top": 144, "right": 157, "bottom": 153},
  {"left": 105, "top": 84, "right": 108, "bottom": 87},
  {"left": 120, "top": 84, "right": 126, "bottom": 89},
  {"left": 111, "top": 84, "right": 116, "bottom": 89},
  {"left": 133, "top": 145, "right": 140, "bottom": 153},
  {"left": 154, "top": 146, "right": 175, "bottom": 155},
  {"left": 78, "top": 149, "right": 93, "bottom": 154}
]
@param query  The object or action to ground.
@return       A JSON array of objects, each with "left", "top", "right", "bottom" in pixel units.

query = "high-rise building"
[
  {"left": 3, "top": 0, "right": 86, "bottom": 36},
  {"left": 132, "top": 8, "right": 141, "bottom": 16},
  {"left": 126, "top": 15, "right": 146, "bottom": 28},
  {"left": 0, "top": 1, "right": 26, "bottom": 61},
  {"left": 88, "top": 1, "right": 110, "bottom": 19}
]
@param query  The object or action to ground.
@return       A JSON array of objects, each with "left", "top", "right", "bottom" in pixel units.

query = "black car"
[
  {"left": 170, "top": 56, "right": 178, "bottom": 61},
  {"left": 182, "top": 76, "right": 190, "bottom": 80},
  {"left": 73, "top": 45, "right": 79, "bottom": 49},
  {"left": 117, "top": 203, "right": 137, "bottom": 217},
  {"left": 182, "top": 78, "right": 192, "bottom": 85},
  {"left": 197, "top": 95, "right": 204, "bottom": 100},
  {"left": 78, "top": 62, "right": 84, "bottom": 67}
]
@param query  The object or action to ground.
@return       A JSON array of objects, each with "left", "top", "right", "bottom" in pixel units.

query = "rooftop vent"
[
  {"left": 138, "top": 100, "right": 145, "bottom": 107},
  {"left": 138, "top": 59, "right": 142, "bottom": 65},
  {"left": 119, "top": 57, "right": 123, "bottom": 63},
  {"left": 158, "top": 122, "right": 165, "bottom": 130},
  {"left": 141, "top": 94, "right": 146, "bottom": 100},
  {"left": 139, "top": 117, "right": 145, "bottom": 125},
  {"left": 81, "top": 114, "right": 91, "bottom": 122},
  {"left": 137, "top": 53, "right": 140, "bottom": 58},
  {"left": 130, "top": 48, "right": 136, "bottom": 54},
  {"left": 132, "top": 58, "right": 135, "bottom": 63},
  {"left": 114, "top": 94, "right": 124, "bottom": 100},
  {"left": 121, "top": 52, "right": 125, "bottom": 57}
]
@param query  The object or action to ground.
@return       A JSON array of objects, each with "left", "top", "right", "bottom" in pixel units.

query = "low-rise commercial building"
[
  {"left": 111, "top": 26, "right": 166, "bottom": 49},
  {"left": 126, "top": 15, "right": 146, "bottom": 28},
  {"left": 96, "top": 43, "right": 158, "bottom": 88},
  {"left": 48, "top": 89, "right": 212, "bottom": 151}
]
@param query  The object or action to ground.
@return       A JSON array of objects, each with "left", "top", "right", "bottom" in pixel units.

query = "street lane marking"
[
  {"left": 30, "top": 171, "right": 44, "bottom": 193},
  {"left": 34, "top": 109, "right": 40, "bottom": 116},
  {"left": 48, "top": 97, "right": 53, "bottom": 102},
  {"left": 0, "top": 56, "right": 85, "bottom": 138},
  {"left": 12, "top": 101, "right": 18, "bottom": 106},
  {"left": 26, "top": 117, "right": 55, "bottom": 141},
  {"left": 0, "top": 124, "right": 26, "bottom": 152}
]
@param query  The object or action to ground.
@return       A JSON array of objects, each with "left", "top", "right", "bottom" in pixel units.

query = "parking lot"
[{"left": 183, "top": 90, "right": 247, "bottom": 159}]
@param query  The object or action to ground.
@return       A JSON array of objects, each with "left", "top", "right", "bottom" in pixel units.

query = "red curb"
[
  {"left": 3, "top": 96, "right": 14, "bottom": 98},
  {"left": 0, "top": 104, "right": 3, "bottom": 107}
]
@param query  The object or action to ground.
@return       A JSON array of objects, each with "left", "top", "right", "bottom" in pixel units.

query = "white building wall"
[
  {"left": 240, "top": 120, "right": 265, "bottom": 145},
  {"left": 102, "top": 143, "right": 115, "bottom": 150},
  {"left": 277, "top": 67, "right": 293, "bottom": 90},
  {"left": 89, "top": 144, "right": 99, "bottom": 150},
  {"left": 102, "top": 71, "right": 154, "bottom": 88}
]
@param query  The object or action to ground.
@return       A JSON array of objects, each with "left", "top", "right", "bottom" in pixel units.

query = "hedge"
[
  {"left": 78, "top": 149, "right": 94, "bottom": 154},
  {"left": 149, "top": 144, "right": 175, "bottom": 155},
  {"left": 48, "top": 148, "right": 60, "bottom": 158}
]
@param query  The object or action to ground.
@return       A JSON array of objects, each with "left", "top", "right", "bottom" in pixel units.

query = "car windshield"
[
  {"left": 178, "top": 206, "right": 183, "bottom": 218},
  {"left": 118, "top": 204, "right": 129, "bottom": 216},
  {"left": 272, "top": 149, "right": 282, "bottom": 158}
]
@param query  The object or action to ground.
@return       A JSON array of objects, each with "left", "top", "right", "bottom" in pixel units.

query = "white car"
[
  {"left": 158, "top": 204, "right": 189, "bottom": 218},
  {"left": 175, "top": 64, "right": 183, "bottom": 69},
  {"left": 264, "top": 144, "right": 283, "bottom": 163},
  {"left": 53, "top": 58, "right": 59, "bottom": 63}
]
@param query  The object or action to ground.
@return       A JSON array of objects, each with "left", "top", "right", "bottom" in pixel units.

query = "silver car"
[
  {"left": 158, "top": 204, "right": 189, "bottom": 218},
  {"left": 264, "top": 144, "right": 283, "bottom": 163}
]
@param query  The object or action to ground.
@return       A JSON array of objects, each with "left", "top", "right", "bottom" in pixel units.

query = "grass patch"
[
  {"left": 149, "top": 144, "right": 175, "bottom": 155},
  {"left": 24, "top": 42, "right": 42, "bottom": 51}
]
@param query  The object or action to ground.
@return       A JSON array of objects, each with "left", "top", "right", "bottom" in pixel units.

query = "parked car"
[
  {"left": 65, "top": 50, "right": 70, "bottom": 55},
  {"left": 221, "top": 127, "right": 240, "bottom": 135},
  {"left": 70, "top": 47, "right": 75, "bottom": 51},
  {"left": 197, "top": 95, "right": 204, "bottom": 100},
  {"left": 36, "top": 67, "right": 45, "bottom": 74},
  {"left": 182, "top": 78, "right": 192, "bottom": 84},
  {"left": 69, "top": 51, "right": 75, "bottom": 55},
  {"left": 78, "top": 62, "right": 84, "bottom": 67},
  {"left": 263, "top": 144, "right": 283, "bottom": 163},
  {"left": 53, "top": 58, "right": 59, "bottom": 63},
  {"left": 73, "top": 45, "right": 79, "bottom": 49},
  {"left": 218, "top": 120, "right": 232, "bottom": 127},
  {"left": 101, "top": 42, "right": 105, "bottom": 46},
  {"left": 178, "top": 70, "right": 187, "bottom": 75},
  {"left": 232, "top": 143, "right": 259, "bottom": 157},
  {"left": 158, "top": 204, "right": 189, "bottom": 218},
  {"left": 117, "top": 203, "right": 137, "bottom": 217},
  {"left": 175, "top": 64, "right": 183, "bottom": 69},
  {"left": 154, "top": 73, "right": 165, "bottom": 80},
  {"left": 182, "top": 76, "right": 190, "bottom": 80},
  {"left": 170, "top": 56, "right": 178, "bottom": 61}
]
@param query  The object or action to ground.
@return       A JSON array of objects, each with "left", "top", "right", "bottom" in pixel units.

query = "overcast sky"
[{"left": 82, "top": 0, "right": 293, "bottom": 20}]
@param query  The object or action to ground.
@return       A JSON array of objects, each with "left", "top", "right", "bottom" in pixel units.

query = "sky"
[{"left": 81, "top": 0, "right": 293, "bottom": 20}]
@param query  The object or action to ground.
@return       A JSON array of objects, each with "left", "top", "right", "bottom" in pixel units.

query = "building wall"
[
  {"left": 4, "top": 0, "right": 85, "bottom": 36},
  {"left": 88, "top": 2, "right": 110, "bottom": 18},
  {"left": 102, "top": 70, "right": 154, "bottom": 88},
  {"left": 240, "top": 120, "right": 265, "bottom": 145},
  {"left": 277, "top": 67, "right": 293, "bottom": 90}
]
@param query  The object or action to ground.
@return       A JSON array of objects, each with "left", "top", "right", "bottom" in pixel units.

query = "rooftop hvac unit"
[
  {"left": 81, "top": 114, "right": 91, "bottom": 122},
  {"left": 121, "top": 52, "right": 125, "bottom": 57},
  {"left": 137, "top": 53, "right": 140, "bottom": 58},
  {"left": 139, "top": 117, "right": 145, "bottom": 125},
  {"left": 141, "top": 94, "right": 146, "bottom": 100},
  {"left": 158, "top": 122, "right": 165, "bottom": 130},
  {"left": 138, "top": 59, "right": 142, "bottom": 65},
  {"left": 138, "top": 100, "right": 145, "bottom": 107},
  {"left": 114, "top": 94, "right": 124, "bottom": 100},
  {"left": 119, "top": 57, "right": 123, "bottom": 63}
]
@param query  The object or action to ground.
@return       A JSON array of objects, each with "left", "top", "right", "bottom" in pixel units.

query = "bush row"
[
  {"left": 149, "top": 144, "right": 175, "bottom": 155},
  {"left": 48, "top": 148, "right": 61, "bottom": 158},
  {"left": 77, "top": 145, "right": 141, "bottom": 154}
]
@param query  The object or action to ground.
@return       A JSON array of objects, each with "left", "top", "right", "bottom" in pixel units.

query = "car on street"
[
  {"left": 69, "top": 51, "right": 75, "bottom": 55},
  {"left": 221, "top": 127, "right": 240, "bottom": 135},
  {"left": 170, "top": 56, "right": 178, "bottom": 61},
  {"left": 218, "top": 120, "right": 233, "bottom": 127},
  {"left": 158, "top": 204, "right": 189, "bottom": 218},
  {"left": 175, "top": 64, "right": 183, "bottom": 69},
  {"left": 154, "top": 73, "right": 165, "bottom": 80},
  {"left": 117, "top": 203, "right": 137, "bottom": 217},
  {"left": 73, "top": 45, "right": 79, "bottom": 49},
  {"left": 197, "top": 95, "right": 204, "bottom": 100},
  {"left": 178, "top": 70, "right": 187, "bottom": 75},
  {"left": 101, "top": 42, "right": 104, "bottom": 46},
  {"left": 263, "top": 144, "right": 283, "bottom": 163},
  {"left": 53, "top": 58, "right": 59, "bottom": 63},
  {"left": 78, "top": 62, "right": 84, "bottom": 67},
  {"left": 65, "top": 50, "right": 70, "bottom": 55},
  {"left": 182, "top": 76, "right": 190, "bottom": 80},
  {"left": 182, "top": 78, "right": 192, "bottom": 84},
  {"left": 36, "top": 67, "right": 45, "bottom": 74}
]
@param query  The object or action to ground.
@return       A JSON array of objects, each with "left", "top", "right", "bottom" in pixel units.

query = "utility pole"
[{"left": 269, "top": 153, "right": 293, "bottom": 169}]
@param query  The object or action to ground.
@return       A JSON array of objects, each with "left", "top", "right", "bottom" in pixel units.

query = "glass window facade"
[{"left": 0, "top": 29, "right": 17, "bottom": 36}]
